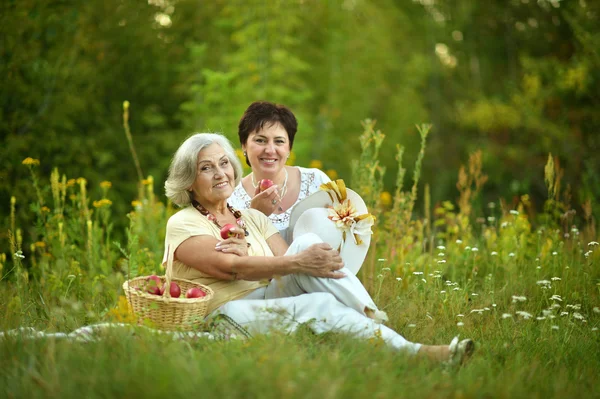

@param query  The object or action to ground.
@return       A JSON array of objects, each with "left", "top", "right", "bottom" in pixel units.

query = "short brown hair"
[{"left": 238, "top": 101, "right": 298, "bottom": 152}]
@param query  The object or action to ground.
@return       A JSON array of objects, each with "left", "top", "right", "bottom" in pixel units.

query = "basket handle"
[{"left": 163, "top": 244, "right": 174, "bottom": 299}]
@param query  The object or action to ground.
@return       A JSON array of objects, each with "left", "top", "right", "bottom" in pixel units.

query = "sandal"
[{"left": 447, "top": 336, "right": 475, "bottom": 366}]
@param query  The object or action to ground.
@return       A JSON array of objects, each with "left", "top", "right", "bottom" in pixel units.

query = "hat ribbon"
[{"left": 320, "top": 180, "right": 375, "bottom": 245}]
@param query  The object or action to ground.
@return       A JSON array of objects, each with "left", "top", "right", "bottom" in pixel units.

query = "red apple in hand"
[
  {"left": 146, "top": 275, "right": 162, "bottom": 295},
  {"left": 186, "top": 287, "right": 206, "bottom": 299},
  {"left": 259, "top": 179, "right": 274, "bottom": 192},
  {"left": 160, "top": 282, "right": 181, "bottom": 298},
  {"left": 220, "top": 223, "right": 237, "bottom": 239}
]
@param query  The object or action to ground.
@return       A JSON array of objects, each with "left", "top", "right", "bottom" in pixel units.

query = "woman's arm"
[{"left": 175, "top": 230, "right": 344, "bottom": 281}]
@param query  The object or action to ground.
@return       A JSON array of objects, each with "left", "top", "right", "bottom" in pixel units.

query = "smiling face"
[
  {"left": 242, "top": 122, "right": 290, "bottom": 176},
  {"left": 190, "top": 143, "right": 235, "bottom": 207}
]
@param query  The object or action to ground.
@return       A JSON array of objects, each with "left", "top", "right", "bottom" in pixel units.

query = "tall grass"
[{"left": 1, "top": 121, "right": 599, "bottom": 398}]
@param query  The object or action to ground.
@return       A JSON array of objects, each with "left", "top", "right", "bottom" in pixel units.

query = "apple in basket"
[
  {"left": 259, "top": 178, "right": 274, "bottom": 192},
  {"left": 160, "top": 281, "right": 181, "bottom": 298},
  {"left": 220, "top": 223, "right": 237, "bottom": 239},
  {"left": 186, "top": 287, "right": 206, "bottom": 299},
  {"left": 145, "top": 275, "right": 162, "bottom": 295}
]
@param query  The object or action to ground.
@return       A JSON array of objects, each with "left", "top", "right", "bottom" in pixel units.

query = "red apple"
[
  {"left": 162, "top": 282, "right": 181, "bottom": 298},
  {"left": 186, "top": 287, "right": 206, "bottom": 299},
  {"left": 220, "top": 223, "right": 237, "bottom": 239},
  {"left": 259, "top": 179, "right": 274, "bottom": 192},
  {"left": 146, "top": 275, "right": 162, "bottom": 295}
]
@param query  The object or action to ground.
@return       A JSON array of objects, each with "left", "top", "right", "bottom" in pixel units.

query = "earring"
[{"left": 243, "top": 151, "right": 247, "bottom": 157}]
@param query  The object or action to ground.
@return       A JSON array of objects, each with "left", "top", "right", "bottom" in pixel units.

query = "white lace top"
[{"left": 229, "top": 167, "right": 331, "bottom": 243}]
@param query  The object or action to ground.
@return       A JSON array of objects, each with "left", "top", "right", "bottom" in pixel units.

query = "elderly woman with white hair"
[{"left": 162, "top": 132, "right": 475, "bottom": 364}]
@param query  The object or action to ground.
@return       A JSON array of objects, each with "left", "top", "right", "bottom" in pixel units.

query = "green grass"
[{"left": 1, "top": 128, "right": 599, "bottom": 398}]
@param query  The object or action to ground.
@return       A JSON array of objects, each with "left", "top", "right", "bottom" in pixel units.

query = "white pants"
[{"left": 214, "top": 233, "right": 421, "bottom": 354}]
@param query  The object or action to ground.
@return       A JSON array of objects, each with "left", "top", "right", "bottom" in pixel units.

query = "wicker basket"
[{"left": 122, "top": 245, "right": 214, "bottom": 331}]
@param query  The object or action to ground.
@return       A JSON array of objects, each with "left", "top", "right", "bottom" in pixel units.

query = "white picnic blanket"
[{"left": 0, "top": 319, "right": 250, "bottom": 342}]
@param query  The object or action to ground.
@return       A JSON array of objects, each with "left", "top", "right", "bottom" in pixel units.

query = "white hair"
[{"left": 165, "top": 133, "right": 243, "bottom": 207}]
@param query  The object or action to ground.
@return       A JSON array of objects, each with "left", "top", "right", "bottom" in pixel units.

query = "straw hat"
[{"left": 289, "top": 180, "right": 375, "bottom": 275}]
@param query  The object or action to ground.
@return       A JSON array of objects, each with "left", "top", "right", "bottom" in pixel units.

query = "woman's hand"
[
  {"left": 294, "top": 243, "right": 345, "bottom": 279},
  {"left": 250, "top": 185, "right": 281, "bottom": 215},
  {"left": 215, "top": 226, "right": 249, "bottom": 256}
]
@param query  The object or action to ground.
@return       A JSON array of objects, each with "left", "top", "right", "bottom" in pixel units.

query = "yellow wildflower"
[
  {"left": 326, "top": 169, "right": 338, "bottom": 180},
  {"left": 93, "top": 199, "right": 113, "bottom": 208},
  {"left": 380, "top": 191, "right": 392, "bottom": 206},
  {"left": 41, "top": 206, "right": 50, "bottom": 213},
  {"left": 22, "top": 157, "right": 40, "bottom": 166},
  {"left": 77, "top": 177, "right": 87, "bottom": 185},
  {"left": 100, "top": 181, "right": 112, "bottom": 189},
  {"left": 309, "top": 159, "right": 323, "bottom": 169},
  {"left": 131, "top": 200, "right": 142, "bottom": 208},
  {"left": 142, "top": 176, "right": 154, "bottom": 185},
  {"left": 34, "top": 241, "right": 46, "bottom": 248},
  {"left": 123, "top": 101, "right": 130, "bottom": 110},
  {"left": 66, "top": 179, "right": 76, "bottom": 187},
  {"left": 11, "top": 196, "right": 16, "bottom": 205},
  {"left": 286, "top": 151, "right": 296, "bottom": 166}
]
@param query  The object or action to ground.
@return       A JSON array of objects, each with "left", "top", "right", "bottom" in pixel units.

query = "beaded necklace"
[{"left": 191, "top": 199, "right": 249, "bottom": 237}]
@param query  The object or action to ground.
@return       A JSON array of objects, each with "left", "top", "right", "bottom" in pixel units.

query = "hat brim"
[{"left": 289, "top": 189, "right": 371, "bottom": 275}]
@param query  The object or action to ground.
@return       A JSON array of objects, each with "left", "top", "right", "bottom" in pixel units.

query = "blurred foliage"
[{"left": 1, "top": 0, "right": 599, "bottom": 250}]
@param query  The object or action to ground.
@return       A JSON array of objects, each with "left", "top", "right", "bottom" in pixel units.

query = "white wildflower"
[
  {"left": 492, "top": 304, "right": 497, "bottom": 307},
  {"left": 421, "top": 279, "right": 427, "bottom": 283},
  {"left": 440, "top": 290, "right": 446, "bottom": 294},
  {"left": 516, "top": 311, "right": 533, "bottom": 319},
  {"left": 509, "top": 252, "right": 515, "bottom": 257},
  {"left": 465, "top": 246, "right": 471, "bottom": 251},
  {"left": 413, "top": 271, "right": 423, "bottom": 275},
  {"left": 456, "top": 239, "right": 463, "bottom": 244},
  {"left": 550, "top": 303, "right": 561, "bottom": 309},
  {"left": 377, "top": 258, "right": 388, "bottom": 262},
  {"left": 502, "top": 313, "right": 513, "bottom": 319},
  {"left": 491, "top": 251, "right": 498, "bottom": 256},
  {"left": 573, "top": 312, "right": 584, "bottom": 320},
  {"left": 453, "top": 287, "right": 460, "bottom": 291},
  {"left": 487, "top": 216, "right": 495, "bottom": 222},
  {"left": 552, "top": 251, "right": 558, "bottom": 256},
  {"left": 588, "top": 241, "right": 599, "bottom": 247},
  {"left": 593, "top": 307, "right": 600, "bottom": 314},
  {"left": 536, "top": 316, "right": 546, "bottom": 321},
  {"left": 437, "top": 252, "right": 445, "bottom": 257},
  {"left": 560, "top": 312, "right": 569, "bottom": 316},
  {"left": 501, "top": 222, "right": 509, "bottom": 228},
  {"left": 551, "top": 325, "right": 559, "bottom": 330},
  {"left": 592, "top": 327, "right": 598, "bottom": 331},
  {"left": 584, "top": 251, "right": 592, "bottom": 258},
  {"left": 381, "top": 267, "right": 391, "bottom": 271},
  {"left": 510, "top": 210, "right": 519, "bottom": 215},
  {"left": 471, "top": 293, "right": 478, "bottom": 296},
  {"left": 536, "top": 280, "right": 551, "bottom": 286},
  {"left": 437, "top": 260, "right": 447, "bottom": 264},
  {"left": 566, "top": 304, "right": 581, "bottom": 310},
  {"left": 551, "top": 277, "right": 561, "bottom": 281},
  {"left": 457, "top": 314, "right": 464, "bottom": 317},
  {"left": 471, "top": 247, "right": 479, "bottom": 252},
  {"left": 396, "top": 277, "right": 402, "bottom": 281},
  {"left": 512, "top": 295, "right": 527, "bottom": 303},
  {"left": 457, "top": 322, "right": 464, "bottom": 327},
  {"left": 407, "top": 324, "right": 416, "bottom": 328},
  {"left": 470, "top": 309, "right": 484, "bottom": 314},
  {"left": 437, "top": 245, "right": 446, "bottom": 250},
  {"left": 484, "top": 307, "right": 491, "bottom": 311},
  {"left": 542, "top": 310, "right": 552, "bottom": 316}
]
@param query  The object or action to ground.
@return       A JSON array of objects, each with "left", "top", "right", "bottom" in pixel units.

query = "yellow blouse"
[{"left": 162, "top": 206, "right": 278, "bottom": 313}]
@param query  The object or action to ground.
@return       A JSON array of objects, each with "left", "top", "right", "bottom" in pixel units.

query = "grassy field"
[{"left": 1, "top": 126, "right": 599, "bottom": 398}]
